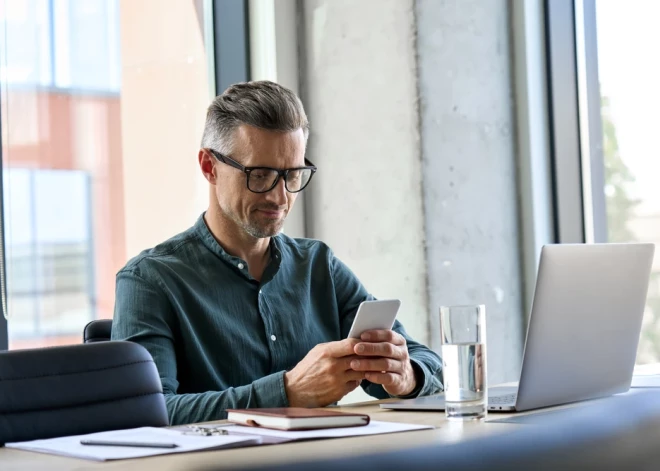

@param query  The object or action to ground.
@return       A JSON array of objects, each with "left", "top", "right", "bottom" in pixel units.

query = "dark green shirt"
[{"left": 112, "top": 214, "right": 443, "bottom": 425}]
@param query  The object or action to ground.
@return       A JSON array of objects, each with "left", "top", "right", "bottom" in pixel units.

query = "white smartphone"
[{"left": 347, "top": 299, "right": 402, "bottom": 339}]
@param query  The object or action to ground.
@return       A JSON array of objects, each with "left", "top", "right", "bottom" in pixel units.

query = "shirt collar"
[{"left": 194, "top": 212, "right": 282, "bottom": 280}]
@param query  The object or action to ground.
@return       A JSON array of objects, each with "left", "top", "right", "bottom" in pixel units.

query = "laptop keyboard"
[{"left": 489, "top": 393, "right": 517, "bottom": 405}]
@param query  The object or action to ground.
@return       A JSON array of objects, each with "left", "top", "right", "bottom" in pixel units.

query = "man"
[{"left": 112, "top": 81, "right": 443, "bottom": 425}]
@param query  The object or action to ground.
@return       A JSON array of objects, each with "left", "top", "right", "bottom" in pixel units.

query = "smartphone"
[{"left": 347, "top": 299, "right": 401, "bottom": 339}]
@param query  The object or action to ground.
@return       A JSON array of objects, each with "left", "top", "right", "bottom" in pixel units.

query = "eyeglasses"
[{"left": 207, "top": 149, "right": 317, "bottom": 194}]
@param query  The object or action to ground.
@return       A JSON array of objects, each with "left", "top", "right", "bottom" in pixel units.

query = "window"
[
  {"left": 534, "top": 0, "right": 660, "bottom": 365},
  {"left": 3, "top": 169, "right": 93, "bottom": 346},
  {"left": 595, "top": 0, "right": 660, "bottom": 363},
  {"left": 1, "top": 0, "right": 215, "bottom": 349},
  {"left": 0, "top": 0, "right": 120, "bottom": 91}
]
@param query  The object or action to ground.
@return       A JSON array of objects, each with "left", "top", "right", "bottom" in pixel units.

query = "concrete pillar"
[
  {"left": 416, "top": 0, "right": 524, "bottom": 384},
  {"left": 299, "top": 0, "right": 429, "bottom": 345}
]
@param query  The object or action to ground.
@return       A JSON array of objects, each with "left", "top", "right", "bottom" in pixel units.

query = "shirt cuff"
[{"left": 253, "top": 370, "right": 290, "bottom": 407}]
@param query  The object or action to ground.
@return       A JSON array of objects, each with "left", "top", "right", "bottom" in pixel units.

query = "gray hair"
[{"left": 200, "top": 80, "right": 309, "bottom": 155}]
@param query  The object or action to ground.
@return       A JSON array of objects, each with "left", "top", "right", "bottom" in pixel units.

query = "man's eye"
[{"left": 251, "top": 170, "right": 272, "bottom": 179}]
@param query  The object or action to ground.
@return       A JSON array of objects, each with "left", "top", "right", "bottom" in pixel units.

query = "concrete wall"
[
  {"left": 297, "top": 0, "right": 524, "bottom": 387},
  {"left": 299, "top": 0, "right": 430, "bottom": 346},
  {"left": 416, "top": 0, "right": 524, "bottom": 384}
]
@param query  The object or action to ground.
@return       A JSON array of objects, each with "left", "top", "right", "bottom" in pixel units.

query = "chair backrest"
[
  {"left": 0, "top": 341, "right": 169, "bottom": 444},
  {"left": 232, "top": 391, "right": 660, "bottom": 471},
  {"left": 83, "top": 318, "right": 113, "bottom": 343}
]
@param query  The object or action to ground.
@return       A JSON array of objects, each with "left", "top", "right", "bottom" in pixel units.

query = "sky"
[{"left": 596, "top": 0, "right": 660, "bottom": 216}]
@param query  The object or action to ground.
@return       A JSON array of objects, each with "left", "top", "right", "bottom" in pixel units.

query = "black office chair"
[
  {"left": 0, "top": 341, "right": 169, "bottom": 444},
  {"left": 83, "top": 318, "right": 113, "bottom": 343}
]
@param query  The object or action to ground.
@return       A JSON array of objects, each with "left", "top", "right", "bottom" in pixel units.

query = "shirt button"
[
  {"left": 270, "top": 335, "right": 277, "bottom": 341},
  {"left": 237, "top": 263, "right": 244, "bottom": 269}
]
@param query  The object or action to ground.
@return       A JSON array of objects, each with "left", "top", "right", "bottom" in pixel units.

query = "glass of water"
[{"left": 440, "top": 305, "right": 487, "bottom": 420}]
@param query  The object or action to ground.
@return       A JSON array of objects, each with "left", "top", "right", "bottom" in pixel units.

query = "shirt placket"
[
  {"left": 222, "top": 253, "right": 281, "bottom": 371},
  {"left": 256, "top": 242, "right": 283, "bottom": 373}
]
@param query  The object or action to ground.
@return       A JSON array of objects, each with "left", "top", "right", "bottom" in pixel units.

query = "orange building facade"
[{"left": 4, "top": 89, "right": 125, "bottom": 349}]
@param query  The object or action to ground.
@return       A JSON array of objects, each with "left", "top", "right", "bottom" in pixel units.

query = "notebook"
[
  {"left": 221, "top": 420, "right": 433, "bottom": 442},
  {"left": 226, "top": 407, "right": 370, "bottom": 430}
]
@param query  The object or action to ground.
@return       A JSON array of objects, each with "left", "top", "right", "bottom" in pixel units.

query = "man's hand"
[
  {"left": 284, "top": 339, "right": 366, "bottom": 407},
  {"left": 350, "top": 330, "right": 417, "bottom": 397}
]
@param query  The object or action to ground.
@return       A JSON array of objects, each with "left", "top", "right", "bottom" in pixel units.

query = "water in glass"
[
  {"left": 440, "top": 304, "right": 487, "bottom": 420},
  {"left": 442, "top": 341, "right": 486, "bottom": 420}
]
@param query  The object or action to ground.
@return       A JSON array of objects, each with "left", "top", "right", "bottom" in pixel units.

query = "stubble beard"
[
  {"left": 243, "top": 216, "right": 285, "bottom": 238},
  {"left": 230, "top": 208, "right": 286, "bottom": 239}
]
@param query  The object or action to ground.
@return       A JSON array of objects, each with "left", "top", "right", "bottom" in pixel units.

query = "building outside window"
[{"left": 1, "top": 0, "right": 213, "bottom": 349}]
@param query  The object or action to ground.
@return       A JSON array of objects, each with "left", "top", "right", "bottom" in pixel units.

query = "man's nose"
[{"left": 265, "top": 176, "right": 288, "bottom": 205}]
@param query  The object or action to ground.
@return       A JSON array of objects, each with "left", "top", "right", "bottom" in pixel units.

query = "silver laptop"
[{"left": 381, "top": 243, "right": 655, "bottom": 413}]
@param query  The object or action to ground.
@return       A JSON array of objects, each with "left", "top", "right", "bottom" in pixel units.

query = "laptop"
[{"left": 381, "top": 243, "right": 655, "bottom": 413}]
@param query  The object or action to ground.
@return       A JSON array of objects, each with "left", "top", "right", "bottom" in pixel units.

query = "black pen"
[{"left": 80, "top": 439, "right": 178, "bottom": 449}]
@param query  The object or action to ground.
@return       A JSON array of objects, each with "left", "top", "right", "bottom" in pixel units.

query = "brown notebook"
[{"left": 225, "top": 407, "right": 371, "bottom": 431}]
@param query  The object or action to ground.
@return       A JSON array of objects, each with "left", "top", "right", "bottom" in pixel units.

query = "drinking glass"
[{"left": 440, "top": 305, "right": 487, "bottom": 420}]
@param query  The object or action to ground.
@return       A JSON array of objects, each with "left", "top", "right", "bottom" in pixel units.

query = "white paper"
[
  {"left": 222, "top": 420, "right": 433, "bottom": 441},
  {"left": 631, "top": 375, "right": 660, "bottom": 388},
  {"left": 631, "top": 362, "right": 660, "bottom": 387},
  {"left": 5, "top": 427, "right": 262, "bottom": 461},
  {"left": 633, "top": 363, "right": 660, "bottom": 376}
]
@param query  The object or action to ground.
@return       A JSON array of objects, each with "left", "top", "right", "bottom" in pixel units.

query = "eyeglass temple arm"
[{"left": 209, "top": 149, "right": 245, "bottom": 171}]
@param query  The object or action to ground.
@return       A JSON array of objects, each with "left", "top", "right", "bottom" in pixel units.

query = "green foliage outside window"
[{"left": 602, "top": 95, "right": 660, "bottom": 362}]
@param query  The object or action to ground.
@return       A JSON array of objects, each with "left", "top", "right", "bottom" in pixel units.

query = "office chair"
[
  {"left": 0, "top": 341, "right": 169, "bottom": 444},
  {"left": 83, "top": 318, "right": 113, "bottom": 343}
]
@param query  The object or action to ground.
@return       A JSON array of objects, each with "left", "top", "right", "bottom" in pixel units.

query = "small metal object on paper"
[{"left": 183, "top": 425, "right": 230, "bottom": 436}]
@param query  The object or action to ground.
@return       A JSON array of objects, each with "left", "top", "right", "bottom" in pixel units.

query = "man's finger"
[
  {"left": 364, "top": 371, "right": 399, "bottom": 386},
  {"left": 325, "top": 338, "right": 362, "bottom": 358},
  {"left": 360, "top": 330, "right": 406, "bottom": 345},
  {"left": 344, "top": 380, "right": 361, "bottom": 393},
  {"left": 350, "top": 358, "right": 402, "bottom": 373},
  {"left": 344, "top": 370, "right": 367, "bottom": 382},
  {"left": 354, "top": 341, "right": 405, "bottom": 359},
  {"left": 342, "top": 355, "right": 368, "bottom": 370}
]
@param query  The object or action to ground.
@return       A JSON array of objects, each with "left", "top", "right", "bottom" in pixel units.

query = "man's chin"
[{"left": 245, "top": 221, "right": 285, "bottom": 238}]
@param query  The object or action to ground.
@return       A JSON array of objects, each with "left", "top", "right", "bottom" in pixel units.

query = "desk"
[{"left": 0, "top": 400, "right": 534, "bottom": 471}]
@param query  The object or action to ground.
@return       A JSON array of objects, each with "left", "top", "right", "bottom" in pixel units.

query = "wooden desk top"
[{"left": 1, "top": 400, "right": 522, "bottom": 471}]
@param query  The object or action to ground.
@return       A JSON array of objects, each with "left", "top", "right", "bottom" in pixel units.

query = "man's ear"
[{"left": 198, "top": 149, "right": 217, "bottom": 184}]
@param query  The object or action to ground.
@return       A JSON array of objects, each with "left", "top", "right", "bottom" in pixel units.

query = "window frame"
[
  {"left": 512, "top": 0, "right": 557, "bottom": 324},
  {"left": 544, "top": 0, "right": 607, "bottom": 244},
  {"left": 575, "top": 0, "right": 608, "bottom": 243},
  {"left": 213, "top": 0, "right": 251, "bottom": 94},
  {"left": 0, "top": 91, "right": 7, "bottom": 350}
]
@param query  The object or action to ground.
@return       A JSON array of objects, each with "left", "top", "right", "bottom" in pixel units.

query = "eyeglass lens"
[{"left": 248, "top": 168, "right": 313, "bottom": 193}]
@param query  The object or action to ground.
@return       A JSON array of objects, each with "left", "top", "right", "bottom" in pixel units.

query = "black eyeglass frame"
[{"left": 207, "top": 149, "right": 317, "bottom": 194}]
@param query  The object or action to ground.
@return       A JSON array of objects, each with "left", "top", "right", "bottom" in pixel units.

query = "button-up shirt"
[{"left": 112, "top": 214, "right": 443, "bottom": 425}]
